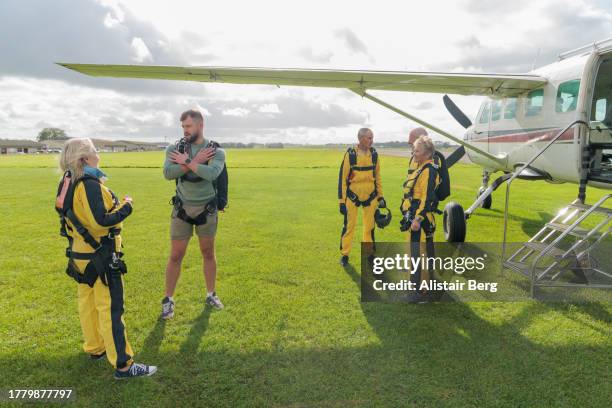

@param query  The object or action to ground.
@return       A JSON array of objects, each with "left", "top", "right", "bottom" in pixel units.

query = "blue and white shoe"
[
  {"left": 205, "top": 292, "right": 224, "bottom": 309},
  {"left": 114, "top": 362, "right": 157, "bottom": 380},
  {"left": 160, "top": 297, "right": 175, "bottom": 320}
]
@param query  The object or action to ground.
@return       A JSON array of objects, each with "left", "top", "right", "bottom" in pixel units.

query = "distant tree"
[{"left": 37, "top": 128, "right": 69, "bottom": 142}]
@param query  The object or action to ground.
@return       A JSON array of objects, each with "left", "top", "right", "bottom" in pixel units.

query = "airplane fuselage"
[{"left": 465, "top": 47, "right": 612, "bottom": 189}]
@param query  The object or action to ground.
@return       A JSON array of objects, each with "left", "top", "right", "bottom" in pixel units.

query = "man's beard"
[{"left": 185, "top": 131, "right": 199, "bottom": 143}]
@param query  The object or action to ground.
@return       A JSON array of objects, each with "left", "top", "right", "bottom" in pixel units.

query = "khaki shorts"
[{"left": 170, "top": 204, "right": 218, "bottom": 240}]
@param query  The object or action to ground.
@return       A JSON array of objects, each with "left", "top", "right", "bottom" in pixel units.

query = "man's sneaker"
[
  {"left": 340, "top": 255, "right": 349, "bottom": 267},
  {"left": 114, "top": 362, "right": 157, "bottom": 380},
  {"left": 160, "top": 297, "right": 174, "bottom": 320},
  {"left": 89, "top": 351, "right": 106, "bottom": 361},
  {"left": 205, "top": 292, "right": 224, "bottom": 309}
]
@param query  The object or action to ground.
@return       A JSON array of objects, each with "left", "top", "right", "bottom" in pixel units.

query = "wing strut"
[{"left": 351, "top": 89, "right": 505, "bottom": 164}]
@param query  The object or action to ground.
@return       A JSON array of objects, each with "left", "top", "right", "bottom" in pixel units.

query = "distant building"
[{"left": 0, "top": 139, "right": 46, "bottom": 154}]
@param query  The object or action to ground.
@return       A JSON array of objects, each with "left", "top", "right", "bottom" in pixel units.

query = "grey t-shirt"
[{"left": 163, "top": 138, "right": 226, "bottom": 206}]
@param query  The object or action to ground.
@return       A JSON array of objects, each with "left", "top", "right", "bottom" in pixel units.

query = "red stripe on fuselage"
[{"left": 470, "top": 128, "right": 574, "bottom": 143}]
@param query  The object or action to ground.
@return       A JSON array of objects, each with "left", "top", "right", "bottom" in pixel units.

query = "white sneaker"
[
  {"left": 205, "top": 292, "right": 224, "bottom": 309},
  {"left": 161, "top": 297, "right": 175, "bottom": 319}
]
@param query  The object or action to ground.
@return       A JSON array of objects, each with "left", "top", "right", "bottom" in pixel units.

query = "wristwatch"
[{"left": 185, "top": 158, "right": 192, "bottom": 164}]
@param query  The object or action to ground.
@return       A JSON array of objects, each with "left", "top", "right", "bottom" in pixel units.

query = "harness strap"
[
  {"left": 347, "top": 188, "right": 378, "bottom": 207},
  {"left": 345, "top": 147, "right": 379, "bottom": 207},
  {"left": 171, "top": 196, "right": 216, "bottom": 226}
]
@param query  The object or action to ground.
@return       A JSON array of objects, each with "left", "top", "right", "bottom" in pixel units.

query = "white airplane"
[{"left": 57, "top": 38, "right": 612, "bottom": 243}]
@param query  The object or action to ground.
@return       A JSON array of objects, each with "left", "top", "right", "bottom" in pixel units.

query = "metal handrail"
[
  {"left": 500, "top": 119, "right": 588, "bottom": 273},
  {"left": 531, "top": 194, "right": 611, "bottom": 291}
]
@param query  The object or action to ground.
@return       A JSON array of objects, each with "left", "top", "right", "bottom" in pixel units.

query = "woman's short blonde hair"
[
  {"left": 59, "top": 138, "right": 96, "bottom": 181},
  {"left": 414, "top": 136, "right": 435, "bottom": 159}
]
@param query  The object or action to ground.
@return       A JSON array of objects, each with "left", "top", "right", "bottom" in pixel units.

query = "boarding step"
[
  {"left": 503, "top": 260, "right": 555, "bottom": 280},
  {"left": 545, "top": 222, "right": 603, "bottom": 238},
  {"left": 522, "top": 242, "right": 567, "bottom": 259},
  {"left": 567, "top": 202, "right": 612, "bottom": 215},
  {"left": 503, "top": 260, "right": 533, "bottom": 277}
]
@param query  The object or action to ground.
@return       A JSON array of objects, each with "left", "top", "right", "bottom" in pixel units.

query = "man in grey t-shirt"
[{"left": 161, "top": 109, "right": 226, "bottom": 319}]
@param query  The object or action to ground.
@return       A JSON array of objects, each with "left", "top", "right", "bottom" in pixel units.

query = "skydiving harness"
[
  {"left": 170, "top": 196, "right": 218, "bottom": 226},
  {"left": 170, "top": 139, "right": 227, "bottom": 226},
  {"left": 344, "top": 147, "right": 379, "bottom": 207},
  {"left": 401, "top": 163, "right": 443, "bottom": 217},
  {"left": 56, "top": 172, "right": 127, "bottom": 287}
]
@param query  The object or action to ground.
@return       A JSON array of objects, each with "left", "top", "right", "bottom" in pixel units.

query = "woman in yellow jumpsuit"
[
  {"left": 57, "top": 138, "right": 156, "bottom": 379},
  {"left": 400, "top": 136, "right": 440, "bottom": 303}
]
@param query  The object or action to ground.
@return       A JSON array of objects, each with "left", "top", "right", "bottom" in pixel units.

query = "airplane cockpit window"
[
  {"left": 478, "top": 101, "right": 490, "bottom": 124},
  {"left": 526, "top": 88, "right": 544, "bottom": 116},
  {"left": 503, "top": 97, "right": 517, "bottom": 119},
  {"left": 491, "top": 100, "right": 502, "bottom": 121},
  {"left": 555, "top": 79, "right": 580, "bottom": 113}
]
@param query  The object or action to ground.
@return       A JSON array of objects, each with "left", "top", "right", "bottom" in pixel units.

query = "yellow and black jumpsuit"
[
  {"left": 401, "top": 159, "right": 440, "bottom": 289},
  {"left": 338, "top": 147, "right": 383, "bottom": 256},
  {"left": 64, "top": 177, "right": 134, "bottom": 369}
]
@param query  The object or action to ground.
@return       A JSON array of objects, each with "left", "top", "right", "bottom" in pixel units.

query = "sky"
[{"left": 1, "top": 0, "right": 611, "bottom": 144}]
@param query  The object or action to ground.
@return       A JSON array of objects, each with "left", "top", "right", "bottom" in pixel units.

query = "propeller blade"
[
  {"left": 443, "top": 95, "right": 472, "bottom": 129},
  {"left": 445, "top": 146, "right": 466, "bottom": 167}
]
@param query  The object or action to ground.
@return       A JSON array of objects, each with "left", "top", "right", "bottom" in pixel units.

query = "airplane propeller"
[{"left": 443, "top": 94, "right": 472, "bottom": 129}]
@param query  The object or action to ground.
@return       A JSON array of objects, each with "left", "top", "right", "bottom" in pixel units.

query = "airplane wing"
[{"left": 56, "top": 64, "right": 546, "bottom": 97}]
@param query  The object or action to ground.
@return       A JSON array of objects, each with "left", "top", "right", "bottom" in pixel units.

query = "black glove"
[
  {"left": 339, "top": 203, "right": 347, "bottom": 215},
  {"left": 378, "top": 197, "right": 387, "bottom": 208}
]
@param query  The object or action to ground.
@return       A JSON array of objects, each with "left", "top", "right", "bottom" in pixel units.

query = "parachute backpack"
[{"left": 408, "top": 150, "right": 451, "bottom": 204}]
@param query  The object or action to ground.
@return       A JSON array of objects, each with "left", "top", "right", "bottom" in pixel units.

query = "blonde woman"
[
  {"left": 56, "top": 138, "right": 156, "bottom": 379},
  {"left": 400, "top": 136, "right": 440, "bottom": 303}
]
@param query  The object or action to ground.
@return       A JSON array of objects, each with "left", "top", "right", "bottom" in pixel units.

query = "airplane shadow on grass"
[
  {"left": 3, "top": 265, "right": 609, "bottom": 407},
  {"left": 469, "top": 208, "right": 554, "bottom": 238}
]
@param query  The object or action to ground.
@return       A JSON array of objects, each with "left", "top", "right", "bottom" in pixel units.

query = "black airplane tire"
[{"left": 443, "top": 201, "right": 466, "bottom": 242}]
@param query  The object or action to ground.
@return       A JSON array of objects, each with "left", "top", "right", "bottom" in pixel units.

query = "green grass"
[{"left": 0, "top": 149, "right": 610, "bottom": 407}]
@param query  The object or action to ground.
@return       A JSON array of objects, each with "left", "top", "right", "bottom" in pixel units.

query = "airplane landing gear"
[
  {"left": 443, "top": 201, "right": 466, "bottom": 242},
  {"left": 478, "top": 170, "right": 492, "bottom": 209},
  {"left": 478, "top": 187, "right": 492, "bottom": 209}
]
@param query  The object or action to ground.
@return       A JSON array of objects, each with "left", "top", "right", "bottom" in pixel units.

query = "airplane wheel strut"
[{"left": 477, "top": 187, "right": 492, "bottom": 209}]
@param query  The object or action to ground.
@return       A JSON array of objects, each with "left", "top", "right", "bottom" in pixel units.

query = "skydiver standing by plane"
[
  {"left": 338, "top": 128, "right": 388, "bottom": 267},
  {"left": 400, "top": 136, "right": 441, "bottom": 303}
]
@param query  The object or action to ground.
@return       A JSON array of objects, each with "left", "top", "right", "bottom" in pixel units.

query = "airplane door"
[{"left": 588, "top": 56, "right": 612, "bottom": 184}]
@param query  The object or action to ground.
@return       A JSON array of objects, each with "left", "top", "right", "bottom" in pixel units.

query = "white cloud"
[
  {"left": 222, "top": 108, "right": 250, "bottom": 117},
  {"left": 103, "top": 12, "right": 121, "bottom": 28},
  {"left": 258, "top": 104, "right": 281, "bottom": 114},
  {"left": 130, "top": 37, "right": 153, "bottom": 63}
]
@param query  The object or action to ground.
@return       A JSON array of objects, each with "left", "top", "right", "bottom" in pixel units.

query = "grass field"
[{"left": 1, "top": 149, "right": 610, "bottom": 407}]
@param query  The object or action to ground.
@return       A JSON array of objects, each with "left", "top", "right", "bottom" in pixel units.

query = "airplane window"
[
  {"left": 504, "top": 97, "right": 517, "bottom": 119},
  {"left": 595, "top": 99, "right": 606, "bottom": 121},
  {"left": 478, "top": 102, "right": 490, "bottom": 124},
  {"left": 491, "top": 100, "right": 502, "bottom": 121},
  {"left": 556, "top": 79, "right": 580, "bottom": 113},
  {"left": 526, "top": 89, "right": 544, "bottom": 116}
]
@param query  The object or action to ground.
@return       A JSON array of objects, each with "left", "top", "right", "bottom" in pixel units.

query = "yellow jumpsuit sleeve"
[
  {"left": 74, "top": 180, "right": 132, "bottom": 236},
  {"left": 375, "top": 158, "right": 383, "bottom": 199},
  {"left": 338, "top": 151, "right": 351, "bottom": 203}
]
